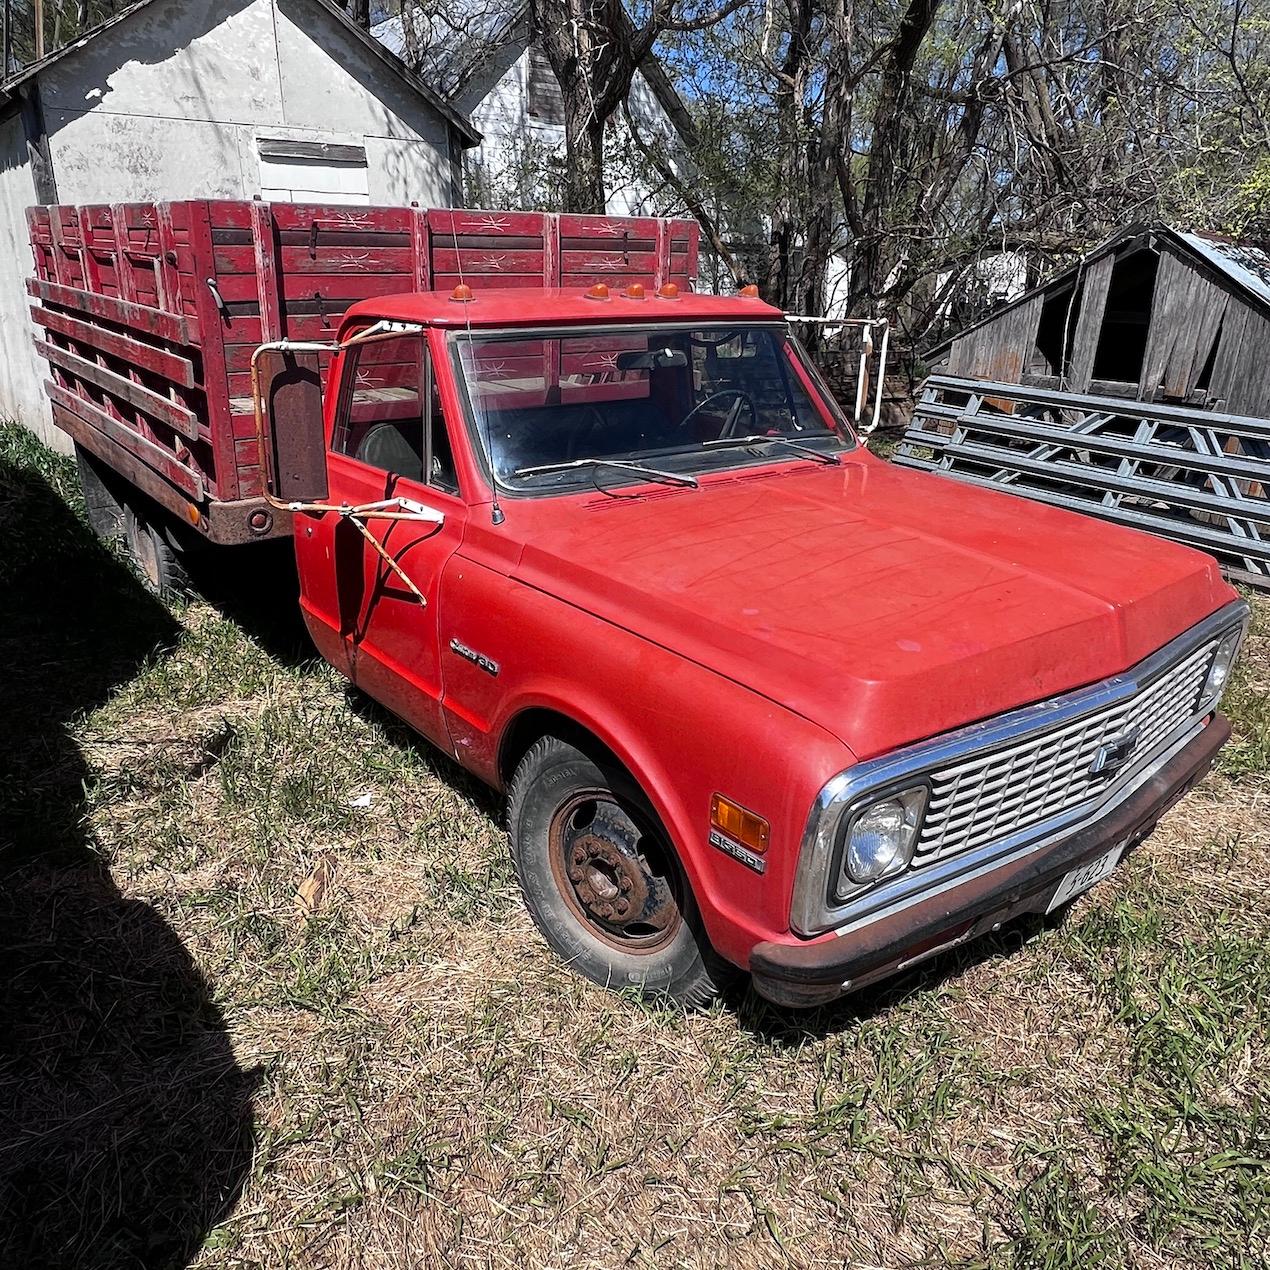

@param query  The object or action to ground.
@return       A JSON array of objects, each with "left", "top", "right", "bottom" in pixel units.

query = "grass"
[{"left": 0, "top": 422, "right": 1267, "bottom": 1269}]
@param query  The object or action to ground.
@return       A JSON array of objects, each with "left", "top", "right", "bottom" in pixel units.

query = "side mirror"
[{"left": 264, "top": 351, "right": 328, "bottom": 503}]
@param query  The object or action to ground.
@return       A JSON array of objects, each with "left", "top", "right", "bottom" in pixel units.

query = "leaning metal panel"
[{"left": 894, "top": 375, "right": 1270, "bottom": 587}]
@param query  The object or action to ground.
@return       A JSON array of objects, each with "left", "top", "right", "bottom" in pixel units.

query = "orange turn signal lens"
[
  {"left": 710, "top": 794, "right": 770, "bottom": 854},
  {"left": 625, "top": 282, "right": 646, "bottom": 299},
  {"left": 450, "top": 283, "right": 474, "bottom": 302},
  {"left": 739, "top": 283, "right": 760, "bottom": 298},
  {"left": 657, "top": 282, "right": 680, "bottom": 299},
  {"left": 586, "top": 282, "right": 611, "bottom": 300}
]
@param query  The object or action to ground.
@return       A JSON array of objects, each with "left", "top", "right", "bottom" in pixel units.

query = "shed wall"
[
  {"left": 0, "top": 0, "right": 460, "bottom": 450},
  {"left": 1139, "top": 248, "right": 1230, "bottom": 402},
  {"left": 39, "top": 0, "right": 455, "bottom": 206},
  {"left": 0, "top": 110, "right": 54, "bottom": 446}
]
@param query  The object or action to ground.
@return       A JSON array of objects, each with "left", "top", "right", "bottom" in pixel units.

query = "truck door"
[{"left": 293, "top": 328, "right": 466, "bottom": 749}]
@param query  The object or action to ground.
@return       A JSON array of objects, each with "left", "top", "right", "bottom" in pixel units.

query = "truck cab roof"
[{"left": 341, "top": 287, "right": 785, "bottom": 330}]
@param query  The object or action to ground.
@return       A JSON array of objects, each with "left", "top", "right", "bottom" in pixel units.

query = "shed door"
[{"left": 258, "top": 139, "right": 370, "bottom": 204}]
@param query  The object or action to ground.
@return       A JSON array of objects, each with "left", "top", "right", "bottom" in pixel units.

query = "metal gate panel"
[{"left": 895, "top": 374, "right": 1270, "bottom": 586}]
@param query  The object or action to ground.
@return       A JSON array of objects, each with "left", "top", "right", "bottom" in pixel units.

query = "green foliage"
[
  {"left": 660, "top": 0, "right": 1270, "bottom": 341},
  {"left": 2, "top": 2, "right": 130, "bottom": 75}
]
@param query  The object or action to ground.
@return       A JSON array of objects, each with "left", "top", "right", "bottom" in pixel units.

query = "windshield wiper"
[
  {"left": 513, "top": 458, "right": 699, "bottom": 488},
  {"left": 702, "top": 434, "right": 839, "bottom": 466}
]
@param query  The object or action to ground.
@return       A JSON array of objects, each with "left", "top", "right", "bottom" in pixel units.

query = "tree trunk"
[
  {"left": 564, "top": 110, "right": 607, "bottom": 213},
  {"left": 849, "top": 0, "right": 942, "bottom": 306},
  {"left": 767, "top": 0, "right": 812, "bottom": 313}
]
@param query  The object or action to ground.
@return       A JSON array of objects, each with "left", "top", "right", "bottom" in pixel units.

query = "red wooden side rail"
[{"left": 26, "top": 200, "right": 699, "bottom": 545}]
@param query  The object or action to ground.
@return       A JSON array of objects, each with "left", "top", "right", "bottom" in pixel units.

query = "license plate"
[{"left": 1046, "top": 843, "right": 1126, "bottom": 913}]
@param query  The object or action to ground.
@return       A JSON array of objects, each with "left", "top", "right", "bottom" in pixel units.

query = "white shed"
[
  {"left": 0, "top": 0, "right": 479, "bottom": 451},
  {"left": 373, "top": 3, "right": 698, "bottom": 218}
]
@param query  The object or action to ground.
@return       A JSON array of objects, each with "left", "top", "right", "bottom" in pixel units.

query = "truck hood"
[{"left": 509, "top": 457, "right": 1234, "bottom": 758}]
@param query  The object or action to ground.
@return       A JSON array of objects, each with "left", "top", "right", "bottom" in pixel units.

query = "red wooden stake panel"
[{"left": 26, "top": 200, "right": 699, "bottom": 532}]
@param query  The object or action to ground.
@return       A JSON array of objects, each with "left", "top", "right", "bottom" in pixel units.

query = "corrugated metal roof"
[{"left": 1181, "top": 232, "right": 1270, "bottom": 309}]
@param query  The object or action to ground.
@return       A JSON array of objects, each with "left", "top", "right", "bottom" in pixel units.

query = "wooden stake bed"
[{"left": 26, "top": 201, "right": 699, "bottom": 544}]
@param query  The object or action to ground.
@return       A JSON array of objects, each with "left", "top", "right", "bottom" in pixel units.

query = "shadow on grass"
[
  {"left": 341, "top": 687, "right": 504, "bottom": 821},
  {"left": 0, "top": 434, "right": 257, "bottom": 1269},
  {"left": 186, "top": 536, "right": 312, "bottom": 667}
]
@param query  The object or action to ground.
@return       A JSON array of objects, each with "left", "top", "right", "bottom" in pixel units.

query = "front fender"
[{"left": 438, "top": 556, "right": 853, "bottom": 966}]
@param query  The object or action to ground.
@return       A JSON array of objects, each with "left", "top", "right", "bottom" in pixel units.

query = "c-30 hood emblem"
[{"left": 1088, "top": 726, "right": 1140, "bottom": 778}]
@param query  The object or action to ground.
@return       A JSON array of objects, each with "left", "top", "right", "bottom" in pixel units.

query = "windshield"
[{"left": 453, "top": 324, "right": 853, "bottom": 493}]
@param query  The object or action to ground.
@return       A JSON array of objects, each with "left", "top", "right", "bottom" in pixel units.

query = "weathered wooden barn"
[
  {"left": 897, "top": 224, "right": 1270, "bottom": 586},
  {"left": 925, "top": 223, "right": 1270, "bottom": 413}
]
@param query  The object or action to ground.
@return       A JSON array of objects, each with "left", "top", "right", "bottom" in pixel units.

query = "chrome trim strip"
[{"left": 791, "top": 599, "right": 1249, "bottom": 936}]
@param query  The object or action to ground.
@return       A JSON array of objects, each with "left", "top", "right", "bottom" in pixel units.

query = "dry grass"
[{"left": 1, "top": 423, "right": 1267, "bottom": 1269}]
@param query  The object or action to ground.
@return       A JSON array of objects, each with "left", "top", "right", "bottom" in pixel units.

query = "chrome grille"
[{"left": 914, "top": 638, "right": 1217, "bottom": 864}]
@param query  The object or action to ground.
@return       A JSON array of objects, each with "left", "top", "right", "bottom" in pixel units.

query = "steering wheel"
[
  {"left": 564, "top": 405, "right": 611, "bottom": 460},
  {"left": 679, "top": 389, "right": 758, "bottom": 440}
]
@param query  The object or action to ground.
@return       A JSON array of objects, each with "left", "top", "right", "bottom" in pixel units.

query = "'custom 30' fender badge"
[
  {"left": 449, "top": 638, "right": 500, "bottom": 676},
  {"left": 708, "top": 829, "right": 767, "bottom": 874}
]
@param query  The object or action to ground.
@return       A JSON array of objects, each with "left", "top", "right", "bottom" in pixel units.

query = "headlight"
[
  {"left": 839, "top": 786, "right": 927, "bottom": 892},
  {"left": 1198, "top": 625, "right": 1245, "bottom": 711}
]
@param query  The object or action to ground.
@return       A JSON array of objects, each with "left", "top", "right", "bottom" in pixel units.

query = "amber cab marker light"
[
  {"left": 739, "top": 283, "right": 760, "bottom": 298},
  {"left": 586, "top": 282, "right": 611, "bottom": 300},
  {"left": 450, "top": 283, "right": 474, "bottom": 302},
  {"left": 625, "top": 282, "right": 646, "bottom": 299},
  {"left": 657, "top": 282, "right": 680, "bottom": 299},
  {"left": 710, "top": 794, "right": 771, "bottom": 854}
]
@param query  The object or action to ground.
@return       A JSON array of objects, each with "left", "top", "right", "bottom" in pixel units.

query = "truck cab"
[{"left": 258, "top": 281, "right": 1247, "bottom": 1009}]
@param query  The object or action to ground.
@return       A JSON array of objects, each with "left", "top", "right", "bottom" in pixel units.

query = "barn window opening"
[
  {"left": 1195, "top": 315, "right": 1220, "bottom": 393},
  {"left": 1091, "top": 247, "right": 1158, "bottom": 386},
  {"left": 1032, "top": 281, "right": 1080, "bottom": 378},
  {"left": 258, "top": 139, "right": 370, "bottom": 205}
]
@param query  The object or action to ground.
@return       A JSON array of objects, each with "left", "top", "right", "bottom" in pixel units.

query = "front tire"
[{"left": 508, "top": 736, "right": 729, "bottom": 1007}]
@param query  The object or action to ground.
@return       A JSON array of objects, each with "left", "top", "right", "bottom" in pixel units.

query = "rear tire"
[
  {"left": 508, "top": 735, "right": 731, "bottom": 1007},
  {"left": 123, "top": 501, "right": 191, "bottom": 598},
  {"left": 74, "top": 444, "right": 126, "bottom": 544}
]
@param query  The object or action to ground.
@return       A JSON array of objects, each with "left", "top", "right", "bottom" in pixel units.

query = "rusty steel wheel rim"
[{"left": 547, "top": 790, "right": 684, "bottom": 954}]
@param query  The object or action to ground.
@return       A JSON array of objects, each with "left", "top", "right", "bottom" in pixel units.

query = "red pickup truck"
[{"left": 32, "top": 204, "right": 1247, "bottom": 1008}]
